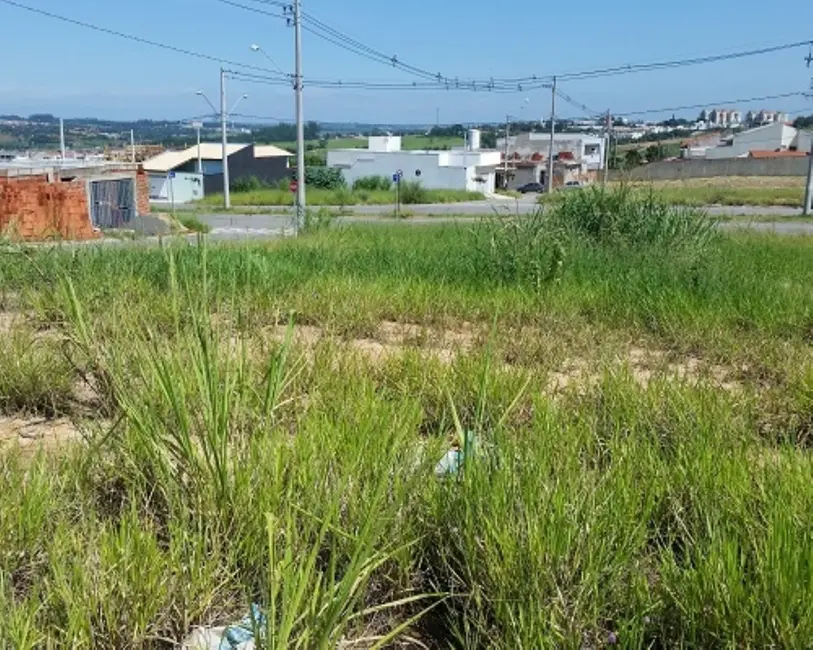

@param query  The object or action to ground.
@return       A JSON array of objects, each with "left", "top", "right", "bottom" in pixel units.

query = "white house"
[
  {"left": 327, "top": 133, "right": 501, "bottom": 193},
  {"left": 705, "top": 122, "right": 799, "bottom": 159},
  {"left": 497, "top": 132, "right": 606, "bottom": 171}
]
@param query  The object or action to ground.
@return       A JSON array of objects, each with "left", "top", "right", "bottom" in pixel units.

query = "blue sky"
[{"left": 1, "top": 0, "right": 812, "bottom": 124}]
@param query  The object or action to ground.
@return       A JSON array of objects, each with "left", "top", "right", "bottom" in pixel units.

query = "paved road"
[
  {"left": 195, "top": 195, "right": 804, "bottom": 219},
  {"left": 196, "top": 205, "right": 812, "bottom": 238}
]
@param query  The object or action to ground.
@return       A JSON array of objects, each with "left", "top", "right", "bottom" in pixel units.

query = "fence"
[{"left": 611, "top": 157, "right": 809, "bottom": 182}]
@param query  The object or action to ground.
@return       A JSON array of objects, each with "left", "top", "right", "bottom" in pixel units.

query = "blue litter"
[
  {"left": 434, "top": 430, "right": 476, "bottom": 477},
  {"left": 221, "top": 604, "right": 266, "bottom": 649},
  {"left": 183, "top": 603, "right": 266, "bottom": 650}
]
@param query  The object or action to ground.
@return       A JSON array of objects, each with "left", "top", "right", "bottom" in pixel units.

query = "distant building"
[
  {"left": 494, "top": 132, "right": 606, "bottom": 189},
  {"left": 745, "top": 110, "right": 788, "bottom": 127},
  {"left": 0, "top": 162, "right": 150, "bottom": 238},
  {"left": 704, "top": 122, "right": 802, "bottom": 159},
  {"left": 702, "top": 108, "right": 742, "bottom": 128},
  {"left": 143, "top": 143, "right": 291, "bottom": 201},
  {"left": 327, "top": 133, "right": 501, "bottom": 193}
]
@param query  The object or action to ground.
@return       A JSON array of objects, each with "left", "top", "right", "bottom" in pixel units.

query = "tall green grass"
[{"left": 2, "top": 201, "right": 813, "bottom": 645}]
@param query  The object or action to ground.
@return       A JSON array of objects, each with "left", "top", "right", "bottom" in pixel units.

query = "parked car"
[
  {"left": 562, "top": 181, "right": 583, "bottom": 189},
  {"left": 517, "top": 182, "right": 546, "bottom": 193}
]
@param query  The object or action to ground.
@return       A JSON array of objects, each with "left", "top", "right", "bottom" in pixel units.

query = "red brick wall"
[
  {"left": 0, "top": 175, "right": 99, "bottom": 241},
  {"left": 136, "top": 168, "right": 150, "bottom": 216}
]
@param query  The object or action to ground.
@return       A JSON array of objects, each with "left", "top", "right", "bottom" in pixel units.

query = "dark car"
[{"left": 517, "top": 182, "right": 546, "bottom": 193}]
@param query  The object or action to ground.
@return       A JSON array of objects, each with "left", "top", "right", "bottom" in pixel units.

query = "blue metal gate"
[{"left": 89, "top": 179, "right": 135, "bottom": 228}]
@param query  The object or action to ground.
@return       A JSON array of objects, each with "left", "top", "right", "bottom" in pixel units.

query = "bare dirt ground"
[
  {"left": 0, "top": 417, "right": 82, "bottom": 452},
  {"left": 265, "top": 320, "right": 478, "bottom": 366},
  {"left": 265, "top": 321, "right": 744, "bottom": 393}
]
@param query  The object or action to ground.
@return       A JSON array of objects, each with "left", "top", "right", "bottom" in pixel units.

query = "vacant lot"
[
  {"left": 542, "top": 177, "right": 806, "bottom": 207},
  {"left": 2, "top": 191, "right": 813, "bottom": 647}
]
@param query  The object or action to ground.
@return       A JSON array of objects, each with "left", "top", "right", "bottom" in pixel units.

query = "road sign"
[
  {"left": 191, "top": 121, "right": 204, "bottom": 130},
  {"left": 168, "top": 171, "right": 176, "bottom": 179},
  {"left": 393, "top": 169, "right": 403, "bottom": 182},
  {"left": 289, "top": 179, "right": 298, "bottom": 193}
]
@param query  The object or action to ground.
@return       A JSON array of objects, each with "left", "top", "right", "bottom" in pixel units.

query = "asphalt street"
[
  {"left": 193, "top": 194, "right": 804, "bottom": 220},
  {"left": 194, "top": 200, "right": 811, "bottom": 239}
]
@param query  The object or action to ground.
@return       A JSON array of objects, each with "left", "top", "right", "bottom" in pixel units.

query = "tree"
[
  {"left": 794, "top": 115, "right": 813, "bottom": 130},
  {"left": 624, "top": 149, "right": 643, "bottom": 168},
  {"left": 481, "top": 130, "right": 497, "bottom": 149}
]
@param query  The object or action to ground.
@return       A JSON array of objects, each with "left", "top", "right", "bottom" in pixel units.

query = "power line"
[
  {"left": 212, "top": 0, "right": 286, "bottom": 20},
  {"left": 231, "top": 0, "right": 812, "bottom": 89},
  {"left": 229, "top": 112, "right": 294, "bottom": 121},
  {"left": 555, "top": 89, "right": 603, "bottom": 118},
  {"left": 5, "top": 0, "right": 810, "bottom": 100},
  {"left": 0, "top": 0, "right": 286, "bottom": 75},
  {"left": 615, "top": 91, "right": 804, "bottom": 117}
]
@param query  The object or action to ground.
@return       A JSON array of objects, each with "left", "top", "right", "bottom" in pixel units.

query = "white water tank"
[{"left": 467, "top": 128, "right": 481, "bottom": 151}]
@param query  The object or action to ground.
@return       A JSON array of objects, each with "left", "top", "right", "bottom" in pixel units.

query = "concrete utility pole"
[
  {"left": 603, "top": 110, "right": 611, "bottom": 186},
  {"left": 546, "top": 76, "right": 557, "bottom": 194},
  {"left": 805, "top": 140, "right": 813, "bottom": 216},
  {"left": 503, "top": 115, "right": 510, "bottom": 189},
  {"left": 196, "top": 123, "right": 203, "bottom": 174},
  {"left": 59, "top": 118, "right": 66, "bottom": 161},
  {"left": 293, "top": 0, "right": 306, "bottom": 230},
  {"left": 220, "top": 67, "right": 231, "bottom": 209},
  {"left": 130, "top": 129, "right": 136, "bottom": 163}
]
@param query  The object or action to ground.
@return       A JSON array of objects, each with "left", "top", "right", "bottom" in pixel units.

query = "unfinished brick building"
[{"left": 0, "top": 165, "right": 150, "bottom": 241}]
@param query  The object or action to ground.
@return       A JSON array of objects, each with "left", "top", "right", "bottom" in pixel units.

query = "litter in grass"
[
  {"left": 435, "top": 430, "right": 476, "bottom": 477},
  {"left": 183, "top": 604, "right": 265, "bottom": 649}
]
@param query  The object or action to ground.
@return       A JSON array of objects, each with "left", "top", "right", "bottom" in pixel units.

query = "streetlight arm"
[
  {"left": 197, "top": 92, "right": 218, "bottom": 116},
  {"left": 250, "top": 44, "right": 288, "bottom": 77},
  {"left": 230, "top": 95, "right": 248, "bottom": 115}
]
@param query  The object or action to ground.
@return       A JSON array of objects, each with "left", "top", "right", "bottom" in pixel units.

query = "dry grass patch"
[
  {"left": 0, "top": 416, "right": 82, "bottom": 452},
  {"left": 545, "top": 345, "right": 745, "bottom": 395},
  {"left": 265, "top": 320, "right": 479, "bottom": 366}
]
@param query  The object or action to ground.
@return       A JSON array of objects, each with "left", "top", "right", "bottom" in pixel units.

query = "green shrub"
[
  {"left": 548, "top": 184, "right": 718, "bottom": 251},
  {"left": 305, "top": 167, "right": 345, "bottom": 190},
  {"left": 399, "top": 180, "right": 429, "bottom": 204},
  {"left": 178, "top": 216, "right": 211, "bottom": 234},
  {"left": 468, "top": 209, "right": 566, "bottom": 290},
  {"left": 352, "top": 175, "right": 392, "bottom": 192},
  {"left": 231, "top": 176, "right": 267, "bottom": 193}
]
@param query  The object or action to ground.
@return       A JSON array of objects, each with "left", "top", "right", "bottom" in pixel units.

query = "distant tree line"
[{"left": 794, "top": 115, "right": 813, "bottom": 129}]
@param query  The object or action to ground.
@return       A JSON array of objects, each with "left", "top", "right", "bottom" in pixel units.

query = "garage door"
[{"left": 89, "top": 179, "right": 135, "bottom": 229}]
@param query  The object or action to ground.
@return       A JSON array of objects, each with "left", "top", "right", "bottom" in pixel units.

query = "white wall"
[
  {"left": 327, "top": 149, "right": 497, "bottom": 191},
  {"left": 705, "top": 123, "right": 798, "bottom": 160},
  {"left": 149, "top": 173, "right": 204, "bottom": 204},
  {"left": 368, "top": 136, "right": 401, "bottom": 152}
]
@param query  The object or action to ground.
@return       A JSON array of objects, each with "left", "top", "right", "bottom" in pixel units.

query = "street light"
[
  {"left": 250, "top": 44, "right": 287, "bottom": 76},
  {"left": 196, "top": 90, "right": 218, "bottom": 116},
  {"left": 230, "top": 94, "right": 248, "bottom": 130}
]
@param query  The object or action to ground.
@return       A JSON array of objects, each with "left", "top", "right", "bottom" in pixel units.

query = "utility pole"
[
  {"left": 59, "top": 118, "right": 66, "bottom": 161},
  {"left": 220, "top": 67, "right": 231, "bottom": 210},
  {"left": 196, "top": 123, "right": 203, "bottom": 174},
  {"left": 802, "top": 51, "right": 812, "bottom": 215},
  {"left": 805, "top": 140, "right": 813, "bottom": 216},
  {"left": 603, "top": 110, "right": 611, "bottom": 186},
  {"left": 546, "top": 76, "right": 556, "bottom": 194},
  {"left": 130, "top": 129, "right": 136, "bottom": 163},
  {"left": 503, "top": 115, "right": 510, "bottom": 189},
  {"left": 293, "top": 0, "right": 306, "bottom": 230}
]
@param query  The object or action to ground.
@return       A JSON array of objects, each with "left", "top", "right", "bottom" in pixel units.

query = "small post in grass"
[{"left": 393, "top": 169, "right": 403, "bottom": 219}]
